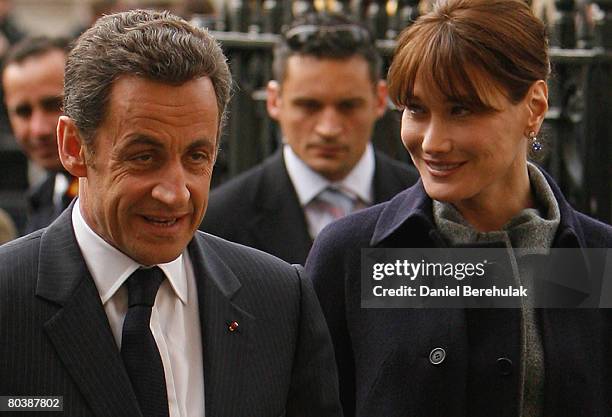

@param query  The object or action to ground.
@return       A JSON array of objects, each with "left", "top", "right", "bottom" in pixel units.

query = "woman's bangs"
[{"left": 390, "top": 22, "right": 505, "bottom": 112}]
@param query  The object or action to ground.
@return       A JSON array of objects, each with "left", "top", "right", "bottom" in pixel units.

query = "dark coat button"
[
  {"left": 497, "top": 357, "right": 513, "bottom": 375},
  {"left": 429, "top": 347, "right": 446, "bottom": 365}
]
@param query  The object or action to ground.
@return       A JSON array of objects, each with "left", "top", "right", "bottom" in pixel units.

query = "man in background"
[
  {"left": 2, "top": 36, "right": 75, "bottom": 234},
  {"left": 202, "top": 12, "right": 418, "bottom": 264}
]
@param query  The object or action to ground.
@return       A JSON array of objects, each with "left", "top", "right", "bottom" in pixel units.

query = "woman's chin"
[{"left": 422, "top": 181, "right": 465, "bottom": 204}]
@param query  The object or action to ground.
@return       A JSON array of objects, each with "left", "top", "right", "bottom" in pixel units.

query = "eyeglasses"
[{"left": 284, "top": 24, "right": 373, "bottom": 50}]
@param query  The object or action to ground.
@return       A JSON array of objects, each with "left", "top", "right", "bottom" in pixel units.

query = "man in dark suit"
[
  {"left": 201, "top": 13, "right": 418, "bottom": 264},
  {"left": 2, "top": 36, "right": 76, "bottom": 234},
  {"left": 0, "top": 10, "right": 342, "bottom": 417}
]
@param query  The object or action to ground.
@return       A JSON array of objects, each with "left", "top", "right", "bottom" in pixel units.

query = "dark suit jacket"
[
  {"left": 306, "top": 171, "right": 612, "bottom": 417},
  {"left": 0, "top": 206, "right": 343, "bottom": 417},
  {"left": 24, "top": 172, "right": 71, "bottom": 235},
  {"left": 201, "top": 150, "right": 418, "bottom": 264}
]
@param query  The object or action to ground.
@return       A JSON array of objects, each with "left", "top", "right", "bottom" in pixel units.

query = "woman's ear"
[
  {"left": 57, "top": 116, "right": 87, "bottom": 177},
  {"left": 526, "top": 80, "right": 548, "bottom": 133}
]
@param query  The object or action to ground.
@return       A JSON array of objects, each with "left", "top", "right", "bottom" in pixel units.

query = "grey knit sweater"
[{"left": 433, "top": 163, "right": 560, "bottom": 417}]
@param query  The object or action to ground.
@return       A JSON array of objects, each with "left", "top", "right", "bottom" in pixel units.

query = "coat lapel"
[
  {"left": 189, "top": 234, "right": 255, "bottom": 417},
  {"left": 36, "top": 208, "right": 140, "bottom": 417},
  {"left": 252, "top": 152, "right": 312, "bottom": 263}
]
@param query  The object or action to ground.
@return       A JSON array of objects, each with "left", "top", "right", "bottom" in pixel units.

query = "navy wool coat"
[{"left": 306, "top": 171, "right": 612, "bottom": 417}]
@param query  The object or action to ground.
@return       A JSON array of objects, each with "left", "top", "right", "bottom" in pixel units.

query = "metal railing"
[
  {"left": 0, "top": 0, "right": 609, "bottom": 228},
  {"left": 202, "top": 0, "right": 612, "bottom": 224}
]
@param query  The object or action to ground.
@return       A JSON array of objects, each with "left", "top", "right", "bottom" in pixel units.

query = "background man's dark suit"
[
  {"left": 202, "top": 150, "right": 418, "bottom": 264},
  {"left": 0, "top": 207, "right": 342, "bottom": 417},
  {"left": 24, "top": 172, "right": 72, "bottom": 234}
]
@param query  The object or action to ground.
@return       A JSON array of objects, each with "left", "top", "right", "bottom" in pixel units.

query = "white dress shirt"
[
  {"left": 284, "top": 143, "right": 375, "bottom": 238},
  {"left": 72, "top": 201, "right": 205, "bottom": 417}
]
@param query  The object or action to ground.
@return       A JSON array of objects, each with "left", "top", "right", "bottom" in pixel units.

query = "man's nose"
[
  {"left": 151, "top": 161, "right": 191, "bottom": 207},
  {"left": 314, "top": 107, "right": 343, "bottom": 139}
]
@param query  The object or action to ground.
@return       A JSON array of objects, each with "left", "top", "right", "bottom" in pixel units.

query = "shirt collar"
[
  {"left": 283, "top": 143, "right": 374, "bottom": 206},
  {"left": 72, "top": 199, "right": 188, "bottom": 305}
]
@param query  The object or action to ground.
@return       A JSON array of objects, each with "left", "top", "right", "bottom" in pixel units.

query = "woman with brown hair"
[{"left": 306, "top": 0, "right": 612, "bottom": 416}]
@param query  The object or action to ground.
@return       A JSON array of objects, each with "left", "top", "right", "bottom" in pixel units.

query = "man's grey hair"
[{"left": 64, "top": 9, "right": 232, "bottom": 147}]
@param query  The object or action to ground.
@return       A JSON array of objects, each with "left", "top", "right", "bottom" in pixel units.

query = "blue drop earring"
[{"left": 529, "top": 131, "right": 542, "bottom": 153}]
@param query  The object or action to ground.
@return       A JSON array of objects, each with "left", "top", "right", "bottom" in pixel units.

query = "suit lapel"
[
  {"left": 37, "top": 208, "right": 140, "bottom": 417},
  {"left": 252, "top": 151, "right": 312, "bottom": 263},
  {"left": 189, "top": 234, "right": 255, "bottom": 417}
]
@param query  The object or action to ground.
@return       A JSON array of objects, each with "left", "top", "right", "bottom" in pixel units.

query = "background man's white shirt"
[{"left": 284, "top": 143, "right": 374, "bottom": 238}]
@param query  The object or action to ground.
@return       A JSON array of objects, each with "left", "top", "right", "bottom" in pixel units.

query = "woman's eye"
[
  {"left": 450, "top": 105, "right": 471, "bottom": 116},
  {"left": 404, "top": 103, "right": 426, "bottom": 117}
]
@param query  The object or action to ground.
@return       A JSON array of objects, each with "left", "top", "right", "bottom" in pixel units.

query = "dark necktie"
[{"left": 121, "top": 267, "right": 170, "bottom": 417}]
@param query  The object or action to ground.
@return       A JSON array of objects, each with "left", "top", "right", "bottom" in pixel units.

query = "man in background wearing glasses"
[{"left": 202, "top": 13, "right": 418, "bottom": 264}]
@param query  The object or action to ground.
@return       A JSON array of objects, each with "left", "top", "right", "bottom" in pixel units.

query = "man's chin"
[
  {"left": 310, "top": 162, "right": 348, "bottom": 182},
  {"left": 122, "top": 233, "right": 191, "bottom": 266},
  {"left": 129, "top": 248, "right": 184, "bottom": 267}
]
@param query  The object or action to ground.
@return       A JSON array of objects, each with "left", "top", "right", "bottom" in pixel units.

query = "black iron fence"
[
  {"left": 203, "top": 0, "right": 612, "bottom": 224},
  {"left": 0, "top": 0, "right": 609, "bottom": 228}
]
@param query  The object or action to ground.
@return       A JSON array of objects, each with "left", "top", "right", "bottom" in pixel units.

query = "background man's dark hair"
[
  {"left": 272, "top": 12, "right": 382, "bottom": 84},
  {"left": 2, "top": 36, "right": 70, "bottom": 71},
  {"left": 64, "top": 9, "right": 232, "bottom": 147}
]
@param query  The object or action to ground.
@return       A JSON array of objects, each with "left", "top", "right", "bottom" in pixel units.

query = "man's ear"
[
  {"left": 525, "top": 80, "right": 548, "bottom": 133},
  {"left": 374, "top": 80, "right": 388, "bottom": 119},
  {"left": 57, "top": 116, "right": 87, "bottom": 177},
  {"left": 266, "top": 80, "right": 282, "bottom": 121}
]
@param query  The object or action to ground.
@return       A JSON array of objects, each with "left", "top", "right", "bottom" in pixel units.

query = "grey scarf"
[{"left": 433, "top": 163, "right": 560, "bottom": 417}]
